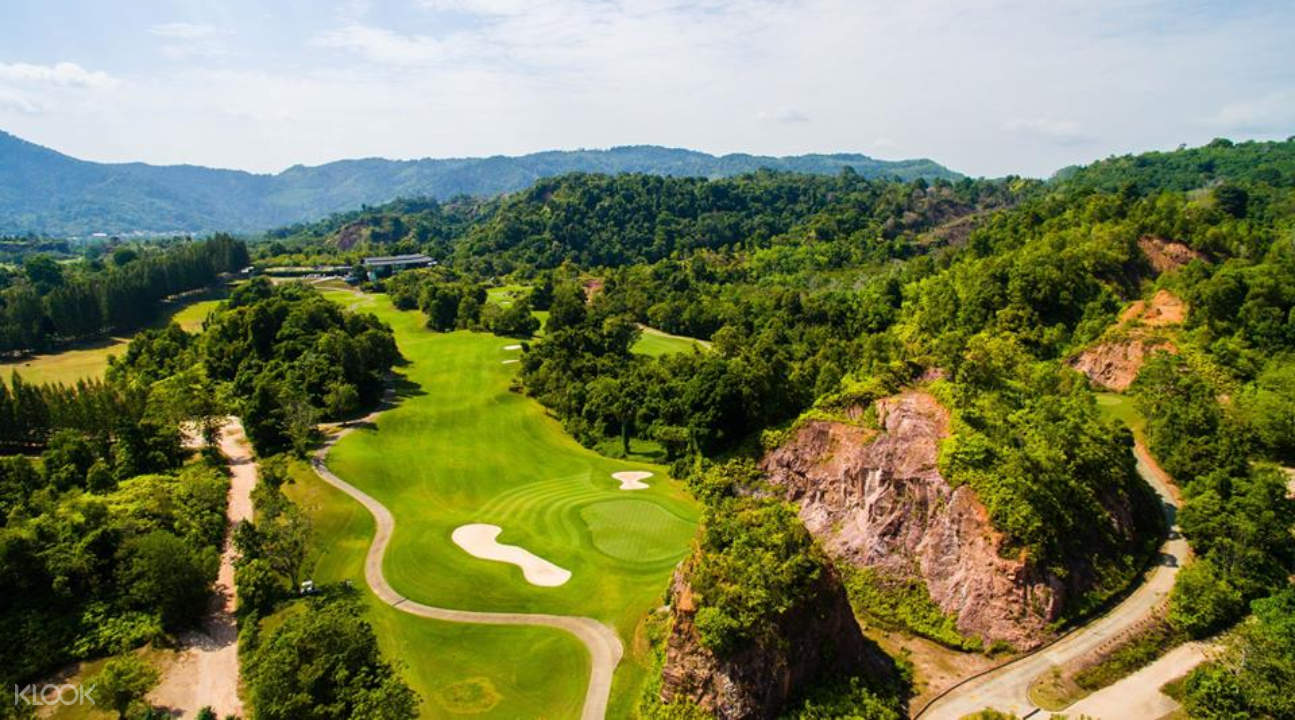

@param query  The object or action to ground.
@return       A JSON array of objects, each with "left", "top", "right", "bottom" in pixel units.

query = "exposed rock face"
[
  {"left": 1071, "top": 336, "right": 1177, "bottom": 392},
  {"left": 659, "top": 561, "right": 887, "bottom": 719},
  {"left": 1138, "top": 235, "right": 1205, "bottom": 275},
  {"left": 760, "top": 391, "right": 1063, "bottom": 650},
  {"left": 1070, "top": 289, "right": 1186, "bottom": 391}
]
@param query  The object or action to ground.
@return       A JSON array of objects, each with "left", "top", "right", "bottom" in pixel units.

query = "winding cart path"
[{"left": 310, "top": 403, "right": 623, "bottom": 720}]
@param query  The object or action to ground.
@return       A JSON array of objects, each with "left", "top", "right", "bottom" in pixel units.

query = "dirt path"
[
  {"left": 149, "top": 420, "right": 256, "bottom": 718},
  {"left": 1042, "top": 641, "right": 1211, "bottom": 719},
  {"left": 311, "top": 403, "right": 623, "bottom": 720},
  {"left": 917, "top": 441, "right": 1188, "bottom": 719}
]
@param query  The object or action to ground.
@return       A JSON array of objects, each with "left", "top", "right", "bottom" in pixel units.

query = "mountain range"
[{"left": 0, "top": 130, "right": 962, "bottom": 237}]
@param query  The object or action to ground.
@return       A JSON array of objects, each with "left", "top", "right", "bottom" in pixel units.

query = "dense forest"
[
  {"left": 0, "top": 233, "right": 249, "bottom": 355},
  {"left": 0, "top": 278, "right": 405, "bottom": 717}
]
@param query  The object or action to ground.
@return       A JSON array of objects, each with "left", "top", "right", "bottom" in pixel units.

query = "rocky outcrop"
[
  {"left": 1071, "top": 336, "right": 1177, "bottom": 392},
  {"left": 1138, "top": 235, "right": 1205, "bottom": 275},
  {"left": 659, "top": 560, "right": 890, "bottom": 719},
  {"left": 760, "top": 391, "right": 1063, "bottom": 650},
  {"left": 1070, "top": 289, "right": 1185, "bottom": 391}
]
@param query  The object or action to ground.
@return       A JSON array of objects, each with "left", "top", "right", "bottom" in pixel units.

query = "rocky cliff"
[
  {"left": 761, "top": 391, "right": 1064, "bottom": 650},
  {"left": 658, "top": 559, "right": 890, "bottom": 719},
  {"left": 1070, "top": 289, "right": 1185, "bottom": 391}
]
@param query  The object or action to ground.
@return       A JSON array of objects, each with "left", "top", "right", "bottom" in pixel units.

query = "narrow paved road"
[
  {"left": 918, "top": 441, "right": 1188, "bottom": 719},
  {"left": 311, "top": 405, "right": 624, "bottom": 720}
]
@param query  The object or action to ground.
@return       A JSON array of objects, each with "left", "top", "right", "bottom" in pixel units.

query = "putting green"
[
  {"left": 313, "top": 289, "right": 701, "bottom": 715},
  {"left": 580, "top": 500, "right": 697, "bottom": 564}
]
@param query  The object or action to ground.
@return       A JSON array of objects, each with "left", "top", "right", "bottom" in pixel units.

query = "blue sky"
[{"left": 1, "top": 0, "right": 1292, "bottom": 177}]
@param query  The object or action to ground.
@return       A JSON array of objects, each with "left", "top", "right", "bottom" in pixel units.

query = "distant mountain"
[{"left": 0, "top": 130, "right": 962, "bottom": 236}]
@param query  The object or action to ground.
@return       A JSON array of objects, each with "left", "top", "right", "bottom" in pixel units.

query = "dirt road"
[
  {"left": 917, "top": 441, "right": 1188, "bottom": 719},
  {"left": 311, "top": 406, "right": 623, "bottom": 720},
  {"left": 149, "top": 420, "right": 256, "bottom": 718}
]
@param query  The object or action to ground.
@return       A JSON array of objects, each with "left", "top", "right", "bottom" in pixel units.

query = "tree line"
[{"left": 0, "top": 234, "right": 248, "bottom": 355}]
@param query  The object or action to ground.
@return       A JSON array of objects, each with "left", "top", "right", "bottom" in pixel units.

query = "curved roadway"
[
  {"left": 918, "top": 441, "right": 1188, "bottom": 719},
  {"left": 310, "top": 415, "right": 624, "bottom": 720}
]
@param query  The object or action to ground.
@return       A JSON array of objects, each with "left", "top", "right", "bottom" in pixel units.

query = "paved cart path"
[{"left": 311, "top": 403, "right": 623, "bottom": 720}]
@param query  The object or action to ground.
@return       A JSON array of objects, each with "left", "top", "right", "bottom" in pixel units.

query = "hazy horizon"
[{"left": 2, "top": 0, "right": 1293, "bottom": 178}]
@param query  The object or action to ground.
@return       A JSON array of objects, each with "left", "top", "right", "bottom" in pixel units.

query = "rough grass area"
[
  {"left": 1026, "top": 618, "right": 1180, "bottom": 711},
  {"left": 0, "top": 288, "right": 226, "bottom": 387},
  {"left": 843, "top": 566, "right": 981, "bottom": 651},
  {"left": 312, "top": 290, "right": 701, "bottom": 715},
  {"left": 42, "top": 646, "right": 181, "bottom": 720},
  {"left": 1028, "top": 665, "right": 1086, "bottom": 711},
  {"left": 1073, "top": 620, "right": 1178, "bottom": 690}
]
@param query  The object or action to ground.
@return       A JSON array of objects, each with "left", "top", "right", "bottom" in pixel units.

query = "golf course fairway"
[{"left": 303, "top": 289, "right": 700, "bottom": 717}]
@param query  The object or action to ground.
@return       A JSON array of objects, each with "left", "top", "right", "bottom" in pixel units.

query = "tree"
[
  {"left": 246, "top": 600, "right": 418, "bottom": 720},
  {"left": 234, "top": 558, "right": 282, "bottom": 618},
  {"left": 23, "top": 254, "right": 64, "bottom": 292},
  {"left": 546, "top": 283, "right": 587, "bottom": 332},
  {"left": 115, "top": 530, "right": 219, "bottom": 631},
  {"left": 1168, "top": 559, "right": 1244, "bottom": 637},
  {"left": 93, "top": 654, "right": 159, "bottom": 720},
  {"left": 147, "top": 364, "right": 226, "bottom": 446},
  {"left": 490, "top": 297, "right": 540, "bottom": 337}
]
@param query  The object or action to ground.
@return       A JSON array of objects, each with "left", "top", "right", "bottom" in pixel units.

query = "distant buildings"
[{"left": 362, "top": 253, "right": 435, "bottom": 281}]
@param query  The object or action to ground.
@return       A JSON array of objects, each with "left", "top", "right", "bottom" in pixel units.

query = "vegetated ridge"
[{"left": 0, "top": 129, "right": 960, "bottom": 235}]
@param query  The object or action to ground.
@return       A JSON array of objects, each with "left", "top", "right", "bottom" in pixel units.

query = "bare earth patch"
[
  {"left": 1138, "top": 236, "right": 1206, "bottom": 275},
  {"left": 1071, "top": 290, "right": 1186, "bottom": 391},
  {"left": 611, "top": 471, "right": 652, "bottom": 490},
  {"left": 451, "top": 524, "right": 572, "bottom": 587}
]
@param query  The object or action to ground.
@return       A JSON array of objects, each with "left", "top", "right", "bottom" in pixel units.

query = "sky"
[{"left": 0, "top": 0, "right": 1292, "bottom": 178}]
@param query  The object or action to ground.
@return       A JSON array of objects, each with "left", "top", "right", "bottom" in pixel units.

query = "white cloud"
[
  {"left": 1206, "top": 90, "right": 1295, "bottom": 133},
  {"left": 311, "top": 25, "right": 453, "bottom": 65},
  {"left": 148, "top": 22, "right": 219, "bottom": 39},
  {"left": 148, "top": 22, "right": 229, "bottom": 58},
  {"left": 1003, "top": 118, "right": 1092, "bottom": 146},
  {"left": 0, "top": 88, "right": 41, "bottom": 114},
  {"left": 757, "top": 108, "right": 810, "bottom": 124},
  {"left": 0, "top": 61, "right": 118, "bottom": 89}
]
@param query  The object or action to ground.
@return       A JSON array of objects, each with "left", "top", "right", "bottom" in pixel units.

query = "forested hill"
[{"left": 0, "top": 130, "right": 959, "bottom": 236}]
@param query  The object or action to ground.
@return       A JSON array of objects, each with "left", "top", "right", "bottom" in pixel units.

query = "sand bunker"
[
  {"left": 503, "top": 344, "right": 522, "bottom": 350},
  {"left": 502, "top": 359, "right": 519, "bottom": 365},
  {"left": 451, "top": 524, "right": 571, "bottom": 586},
  {"left": 612, "top": 471, "right": 652, "bottom": 490}
]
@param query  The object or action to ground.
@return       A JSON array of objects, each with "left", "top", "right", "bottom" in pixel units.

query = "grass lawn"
[
  {"left": 1095, "top": 392, "right": 1148, "bottom": 440},
  {"left": 633, "top": 325, "right": 708, "bottom": 357},
  {"left": 0, "top": 288, "right": 227, "bottom": 387},
  {"left": 311, "top": 289, "right": 700, "bottom": 715}
]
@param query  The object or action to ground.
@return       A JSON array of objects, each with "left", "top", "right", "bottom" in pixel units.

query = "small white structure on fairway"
[
  {"left": 612, "top": 471, "right": 652, "bottom": 490},
  {"left": 451, "top": 524, "right": 571, "bottom": 586}
]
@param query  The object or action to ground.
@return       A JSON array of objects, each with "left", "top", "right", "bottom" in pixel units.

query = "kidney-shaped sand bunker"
[{"left": 450, "top": 523, "right": 572, "bottom": 587}]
